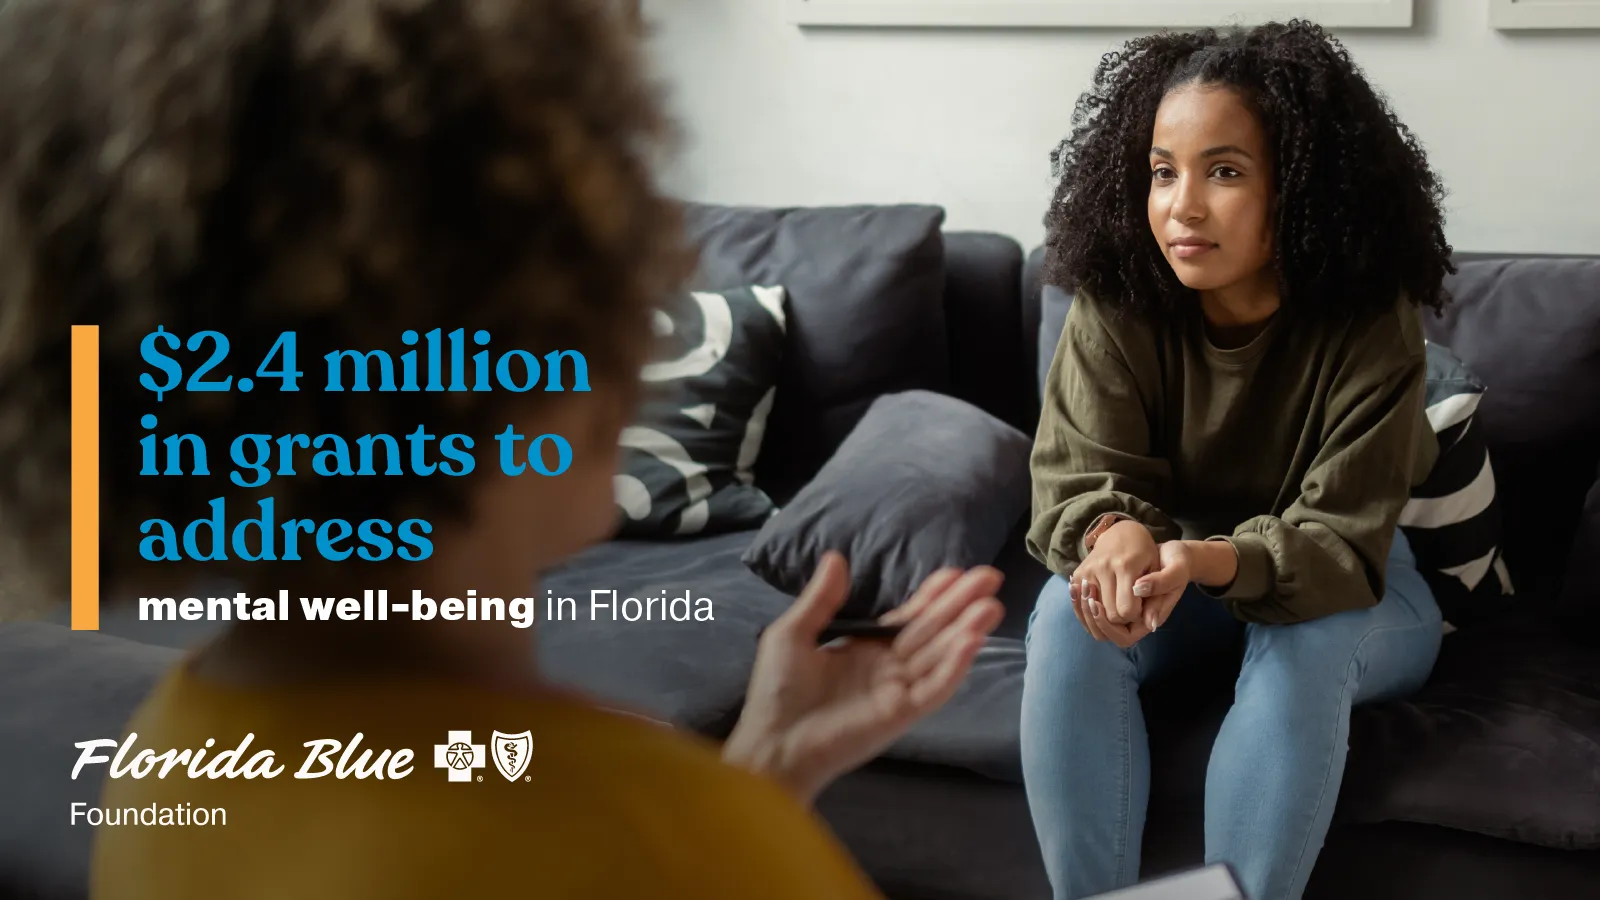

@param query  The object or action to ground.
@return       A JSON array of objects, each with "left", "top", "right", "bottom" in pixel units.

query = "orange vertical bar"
[{"left": 72, "top": 325, "right": 99, "bottom": 630}]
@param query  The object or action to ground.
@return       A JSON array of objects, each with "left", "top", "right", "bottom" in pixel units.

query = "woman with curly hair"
[
  {"left": 1021, "top": 21, "right": 1453, "bottom": 900},
  {"left": 0, "top": 0, "right": 1002, "bottom": 896}
]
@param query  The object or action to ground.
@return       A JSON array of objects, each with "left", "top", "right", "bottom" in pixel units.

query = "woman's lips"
[{"left": 1169, "top": 240, "right": 1216, "bottom": 259}]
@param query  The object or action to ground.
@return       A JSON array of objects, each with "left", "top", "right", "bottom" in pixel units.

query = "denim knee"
[
  {"left": 1026, "top": 575, "right": 1077, "bottom": 654},
  {"left": 1025, "top": 574, "right": 1122, "bottom": 672}
]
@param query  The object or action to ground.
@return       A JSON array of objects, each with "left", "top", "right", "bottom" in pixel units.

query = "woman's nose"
[{"left": 1171, "top": 174, "right": 1206, "bottom": 223}]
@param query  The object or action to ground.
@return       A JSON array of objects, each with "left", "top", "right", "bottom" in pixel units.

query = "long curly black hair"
[{"left": 1043, "top": 20, "right": 1453, "bottom": 321}]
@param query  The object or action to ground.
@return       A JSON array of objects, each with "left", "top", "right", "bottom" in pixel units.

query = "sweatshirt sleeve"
[
  {"left": 1025, "top": 295, "right": 1181, "bottom": 577},
  {"left": 1202, "top": 343, "right": 1432, "bottom": 624}
]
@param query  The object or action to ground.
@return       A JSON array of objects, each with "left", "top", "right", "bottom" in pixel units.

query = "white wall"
[{"left": 643, "top": 0, "right": 1600, "bottom": 254}]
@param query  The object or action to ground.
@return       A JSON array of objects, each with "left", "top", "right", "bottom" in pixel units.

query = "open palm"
[{"left": 727, "top": 553, "right": 1004, "bottom": 803}]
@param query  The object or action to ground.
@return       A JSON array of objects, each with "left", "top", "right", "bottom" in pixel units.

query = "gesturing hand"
[{"left": 723, "top": 552, "right": 1005, "bottom": 804}]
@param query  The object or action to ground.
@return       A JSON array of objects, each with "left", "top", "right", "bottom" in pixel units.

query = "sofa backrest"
[
  {"left": 941, "top": 232, "right": 1035, "bottom": 437},
  {"left": 1023, "top": 248, "right": 1600, "bottom": 620},
  {"left": 1425, "top": 255, "right": 1600, "bottom": 618}
]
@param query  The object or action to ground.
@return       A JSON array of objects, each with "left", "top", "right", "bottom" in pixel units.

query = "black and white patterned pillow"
[
  {"left": 1400, "top": 341, "right": 1514, "bottom": 630},
  {"left": 612, "top": 285, "right": 787, "bottom": 537}
]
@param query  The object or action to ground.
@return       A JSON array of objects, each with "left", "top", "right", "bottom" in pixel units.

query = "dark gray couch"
[{"left": 3, "top": 204, "right": 1597, "bottom": 900}]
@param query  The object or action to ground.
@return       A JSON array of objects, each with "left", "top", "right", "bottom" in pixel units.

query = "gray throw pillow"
[
  {"left": 613, "top": 285, "right": 787, "bottom": 537},
  {"left": 741, "top": 390, "right": 1032, "bottom": 619}
]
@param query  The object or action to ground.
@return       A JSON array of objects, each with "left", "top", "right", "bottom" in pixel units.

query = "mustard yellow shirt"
[{"left": 91, "top": 664, "right": 882, "bottom": 899}]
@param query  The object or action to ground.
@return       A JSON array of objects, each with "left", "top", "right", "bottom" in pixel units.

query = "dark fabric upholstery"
[
  {"left": 742, "top": 390, "right": 1033, "bottom": 620},
  {"left": 1562, "top": 467, "right": 1600, "bottom": 629},
  {"left": 1036, "top": 284, "right": 1072, "bottom": 396},
  {"left": 880, "top": 637, "right": 1026, "bottom": 783},
  {"left": 683, "top": 204, "right": 949, "bottom": 498},
  {"left": 943, "top": 232, "right": 1035, "bottom": 435},
  {"left": 815, "top": 759, "right": 1049, "bottom": 900},
  {"left": 1305, "top": 823, "right": 1600, "bottom": 900},
  {"left": 1022, "top": 245, "right": 1048, "bottom": 402},
  {"left": 1423, "top": 258, "right": 1600, "bottom": 610},
  {"left": 614, "top": 284, "right": 788, "bottom": 537},
  {"left": 1341, "top": 615, "right": 1600, "bottom": 849},
  {"left": 815, "top": 757, "right": 1600, "bottom": 900}
]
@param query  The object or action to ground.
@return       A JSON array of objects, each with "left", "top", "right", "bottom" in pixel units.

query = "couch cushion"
[
  {"left": 0, "top": 623, "right": 180, "bottom": 899},
  {"left": 683, "top": 203, "right": 949, "bottom": 497},
  {"left": 614, "top": 284, "right": 788, "bottom": 537},
  {"left": 742, "top": 390, "right": 1032, "bottom": 620},
  {"left": 886, "top": 637, "right": 1027, "bottom": 783},
  {"left": 1339, "top": 615, "right": 1600, "bottom": 850},
  {"left": 1399, "top": 342, "right": 1514, "bottom": 628},
  {"left": 1425, "top": 258, "right": 1600, "bottom": 608}
]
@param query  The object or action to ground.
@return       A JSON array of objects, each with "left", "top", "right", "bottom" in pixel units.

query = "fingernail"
[
  {"left": 1089, "top": 600, "right": 1102, "bottom": 618},
  {"left": 1133, "top": 582, "right": 1152, "bottom": 598}
]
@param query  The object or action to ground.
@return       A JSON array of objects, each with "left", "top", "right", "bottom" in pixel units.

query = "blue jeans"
[{"left": 1019, "top": 531, "right": 1442, "bottom": 900}]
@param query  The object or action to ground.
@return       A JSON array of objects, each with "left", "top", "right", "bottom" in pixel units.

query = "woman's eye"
[
  {"left": 1151, "top": 166, "right": 1175, "bottom": 180},
  {"left": 1212, "top": 166, "right": 1241, "bottom": 179}
]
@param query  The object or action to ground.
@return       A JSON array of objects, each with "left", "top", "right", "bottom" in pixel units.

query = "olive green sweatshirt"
[{"left": 1026, "top": 290, "right": 1438, "bottom": 625}]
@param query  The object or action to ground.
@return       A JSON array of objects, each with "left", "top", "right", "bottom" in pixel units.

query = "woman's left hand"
[{"left": 1130, "top": 540, "right": 1193, "bottom": 632}]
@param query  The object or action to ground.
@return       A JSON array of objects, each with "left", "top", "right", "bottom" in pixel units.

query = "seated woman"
[
  {"left": 0, "top": 1, "right": 1003, "bottom": 897},
  {"left": 1021, "top": 21, "right": 1453, "bottom": 900}
]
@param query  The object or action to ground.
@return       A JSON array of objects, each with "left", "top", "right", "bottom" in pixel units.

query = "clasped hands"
[{"left": 1069, "top": 519, "right": 1196, "bottom": 648}]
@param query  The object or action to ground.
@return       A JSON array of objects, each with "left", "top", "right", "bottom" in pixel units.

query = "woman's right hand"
[{"left": 1071, "top": 518, "right": 1160, "bottom": 633}]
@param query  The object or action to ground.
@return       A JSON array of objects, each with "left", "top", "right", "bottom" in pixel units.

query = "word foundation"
[{"left": 71, "top": 803, "right": 226, "bottom": 827}]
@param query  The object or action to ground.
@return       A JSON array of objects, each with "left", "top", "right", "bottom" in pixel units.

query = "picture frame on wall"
[
  {"left": 1490, "top": 0, "right": 1600, "bottom": 29},
  {"left": 786, "top": 0, "right": 1415, "bottom": 29}
]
